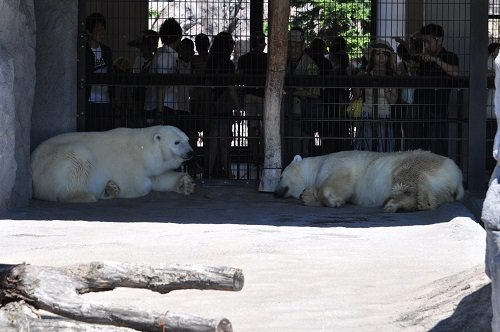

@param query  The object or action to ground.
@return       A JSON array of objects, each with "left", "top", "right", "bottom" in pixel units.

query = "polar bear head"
[
  {"left": 153, "top": 125, "right": 193, "bottom": 168},
  {"left": 274, "top": 155, "right": 309, "bottom": 199}
]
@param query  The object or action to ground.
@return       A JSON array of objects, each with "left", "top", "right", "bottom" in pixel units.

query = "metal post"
[{"left": 468, "top": 0, "right": 488, "bottom": 193}]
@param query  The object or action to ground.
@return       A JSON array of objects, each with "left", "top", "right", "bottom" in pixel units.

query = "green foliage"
[
  {"left": 289, "top": 0, "right": 371, "bottom": 59},
  {"left": 149, "top": 9, "right": 160, "bottom": 19}
]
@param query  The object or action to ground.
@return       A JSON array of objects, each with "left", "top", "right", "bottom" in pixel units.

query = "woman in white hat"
[{"left": 352, "top": 39, "right": 398, "bottom": 152}]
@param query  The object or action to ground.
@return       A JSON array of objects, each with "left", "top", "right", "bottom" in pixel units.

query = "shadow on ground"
[
  {"left": 1, "top": 180, "right": 479, "bottom": 228},
  {"left": 430, "top": 284, "right": 492, "bottom": 332}
]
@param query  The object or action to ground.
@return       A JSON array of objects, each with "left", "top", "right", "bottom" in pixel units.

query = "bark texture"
[
  {"left": 259, "top": 0, "right": 290, "bottom": 192},
  {"left": 0, "top": 262, "right": 243, "bottom": 332}
]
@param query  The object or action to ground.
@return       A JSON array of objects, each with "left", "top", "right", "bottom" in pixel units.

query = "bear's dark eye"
[{"left": 174, "top": 141, "right": 180, "bottom": 145}]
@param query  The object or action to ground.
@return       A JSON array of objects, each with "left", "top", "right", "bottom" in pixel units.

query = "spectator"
[
  {"left": 177, "top": 37, "right": 203, "bottom": 177},
  {"left": 129, "top": 29, "right": 159, "bottom": 126},
  {"left": 146, "top": 18, "right": 182, "bottom": 126},
  {"left": 328, "top": 36, "right": 351, "bottom": 151},
  {"left": 413, "top": 23, "right": 459, "bottom": 155},
  {"left": 190, "top": 33, "right": 211, "bottom": 138},
  {"left": 204, "top": 31, "right": 239, "bottom": 178},
  {"left": 111, "top": 57, "right": 133, "bottom": 127},
  {"left": 395, "top": 42, "right": 419, "bottom": 150},
  {"left": 352, "top": 39, "right": 398, "bottom": 152},
  {"left": 285, "top": 27, "right": 321, "bottom": 159},
  {"left": 306, "top": 37, "right": 335, "bottom": 152},
  {"left": 237, "top": 31, "right": 268, "bottom": 168},
  {"left": 192, "top": 33, "right": 210, "bottom": 74},
  {"left": 329, "top": 36, "right": 350, "bottom": 75},
  {"left": 176, "top": 38, "right": 194, "bottom": 116},
  {"left": 130, "top": 29, "right": 159, "bottom": 74},
  {"left": 85, "top": 12, "right": 113, "bottom": 131}
]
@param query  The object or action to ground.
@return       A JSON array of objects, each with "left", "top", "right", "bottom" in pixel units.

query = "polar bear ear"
[{"left": 292, "top": 155, "right": 302, "bottom": 163}]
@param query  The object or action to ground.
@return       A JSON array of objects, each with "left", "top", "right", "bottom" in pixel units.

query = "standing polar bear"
[
  {"left": 31, "top": 126, "right": 195, "bottom": 202},
  {"left": 275, "top": 150, "right": 464, "bottom": 212}
]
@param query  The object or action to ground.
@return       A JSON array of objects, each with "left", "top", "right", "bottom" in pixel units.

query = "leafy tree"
[{"left": 289, "top": 0, "right": 371, "bottom": 59}]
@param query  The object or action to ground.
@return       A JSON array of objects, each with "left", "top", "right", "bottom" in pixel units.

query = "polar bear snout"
[
  {"left": 182, "top": 149, "right": 194, "bottom": 160},
  {"left": 274, "top": 185, "right": 289, "bottom": 198}
]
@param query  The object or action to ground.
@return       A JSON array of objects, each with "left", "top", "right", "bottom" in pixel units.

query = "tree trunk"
[
  {"left": 0, "top": 262, "right": 243, "bottom": 332},
  {"left": 259, "top": 0, "right": 290, "bottom": 192}
]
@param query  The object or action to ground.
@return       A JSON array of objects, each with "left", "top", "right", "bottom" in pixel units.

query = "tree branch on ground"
[{"left": 0, "top": 262, "right": 244, "bottom": 332}]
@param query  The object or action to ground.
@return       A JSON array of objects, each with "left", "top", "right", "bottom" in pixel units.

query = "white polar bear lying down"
[
  {"left": 275, "top": 150, "right": 464, "bottom": 212},
  {"left": 31, "top": 125, "right": 195, "bottom": 202}
]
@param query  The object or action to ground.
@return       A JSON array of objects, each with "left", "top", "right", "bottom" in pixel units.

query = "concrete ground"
[{"left": 0, "top": 181, "right": 491, "bottom": 331}]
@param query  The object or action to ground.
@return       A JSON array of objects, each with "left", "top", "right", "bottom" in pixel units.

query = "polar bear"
[
  {"left": 31, "top": 125, "right": 195, "bottom": 202},
  {"left": 274, "top": 150, "right": 464, "bottom": 212}
]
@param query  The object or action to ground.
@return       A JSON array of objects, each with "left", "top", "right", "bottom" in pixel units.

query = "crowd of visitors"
[{"left": 84, "top": 13, "right": 461, "bottom": 178}]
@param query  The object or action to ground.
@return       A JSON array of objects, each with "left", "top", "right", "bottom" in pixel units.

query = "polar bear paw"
[
  {"left": 383, "top": 199, "right": 399, "bottom": 213},
  {"left": 176, "top": 174, "right": 195, "bottom": 195},
  {"left": 102, "top": 180, "right": 121, "bottom": 199},
  {"left": 300, "top": 187, "right": 322, "bottom": 207}
]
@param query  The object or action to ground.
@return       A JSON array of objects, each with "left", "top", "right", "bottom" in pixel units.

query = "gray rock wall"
[
  {"left": 31, "top": 0, "right": 77, "bottom": 150},
  {"left": 0, "top": 0, "right": 36, "bottom": 209},
  {"left": 0, "top": 0, "right": 77, "bottom": 209},
  {"left": 484, "top": 53, "right": 500, "bottom": 332},
  {"left": 484, "top": 168, "right": 500, "bottom": 331}
]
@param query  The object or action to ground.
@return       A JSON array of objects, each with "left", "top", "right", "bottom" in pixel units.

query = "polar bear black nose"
[
  {"left": 274, "top": 186, "right": 288, "bottom": 197},
  {"left": 185, "top": 150, "right": 193, "bottom": 160}
]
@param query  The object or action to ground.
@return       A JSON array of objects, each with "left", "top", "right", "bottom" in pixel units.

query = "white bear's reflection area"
[
  {"left": 275, "top": 150, "right": 464, "bottom": 213},
  {"left": 31, "top": 125, "right": 195, "bottom": 202}
]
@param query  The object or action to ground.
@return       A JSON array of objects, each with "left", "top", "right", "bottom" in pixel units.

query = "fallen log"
[
  {"left": 0, "top": 301, "right": 136, "bottom": 331},
  {"left": 0, "top": 262, "right": 244, "bottom": 331}
]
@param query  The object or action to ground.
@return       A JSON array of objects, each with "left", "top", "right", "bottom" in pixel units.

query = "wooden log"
[
  {"left": 0, "top": 262, "right": 243, "bottom": 331},
  {"left": 0, "top": 302, "right": 136, "bottom": 331},
  {"left": 259, "top": 0, "right": 290, "bottom": 192}
]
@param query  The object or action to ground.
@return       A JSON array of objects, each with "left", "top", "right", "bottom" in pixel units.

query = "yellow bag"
[{"left": 346, "top": 98, "right": 363, "bottom": 118}]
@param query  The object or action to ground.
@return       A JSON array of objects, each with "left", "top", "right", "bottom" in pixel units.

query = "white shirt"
[
  {"left": 132, "top": 55, "right": 146, "bottom": 74},
  {"left": 176, "top": 57, "right": 191, "bottom": 112},
  {"left": 144, "top": 44, "right": 178, "bottom": 111},
  {"left": 89, "top": 46, "right": 110, "bottom": 103}
]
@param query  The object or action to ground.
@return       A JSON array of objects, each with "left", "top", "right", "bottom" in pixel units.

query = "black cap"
[{"left": 419, "top": 23, "right": 444, "bottom": 38}]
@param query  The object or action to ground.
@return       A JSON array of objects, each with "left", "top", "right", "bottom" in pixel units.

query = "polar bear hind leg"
[
  {"left": 416, "top": 165, "right": 462, "bottom": 211},
  {"left": 416, "top": 181, "right": 457, "bottom": 211},
  {"left": 33, "top": 146, "right": 102, "bottom": 203},
  {"left": 416, "top": 182, "right": 438, "bottom": 211},
  {"left": 151, "top": 171, "right": 195, "bottom": 195},
  {"left": 301, "top": 170, "right": 353, "bottom": 208},
  {"left": 384, "top": 183, "right": 417, "bottom": 212}
]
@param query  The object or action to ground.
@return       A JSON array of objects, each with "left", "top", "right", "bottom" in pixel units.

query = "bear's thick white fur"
[
  {"left": 31, "top": 126, "right": 195, "bottom": 202},
  {"left": 275, "top": 150, "right": 464, "bottom": 212}
]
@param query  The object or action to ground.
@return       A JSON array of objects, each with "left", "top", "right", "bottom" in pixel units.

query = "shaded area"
[
  {"left": 431, "top": 284, "right": 492, "bottom": 332},
  {"left": 0, "top": 181, "right": 476, "bottom": 228},
  {"left": 396, "top": 266, "right": 491, "bottom": 332}
]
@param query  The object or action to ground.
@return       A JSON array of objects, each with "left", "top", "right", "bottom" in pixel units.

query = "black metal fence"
[{"left": 79, "top": 0, "right": 492, "bottom": 189}]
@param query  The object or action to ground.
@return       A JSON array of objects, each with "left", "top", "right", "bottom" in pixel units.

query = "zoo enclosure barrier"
[{"left": 78, "top": 0, "right": 490, "bottom": 191}]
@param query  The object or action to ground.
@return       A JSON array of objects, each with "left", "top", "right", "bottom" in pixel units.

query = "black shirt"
[
  {"left": 414, "top": 47, "right": 459, "bottom": 114},
  {"left": 237, "top": 51, "right": 268, "bottom": 97}
]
